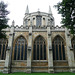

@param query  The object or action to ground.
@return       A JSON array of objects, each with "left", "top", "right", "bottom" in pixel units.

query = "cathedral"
[{"left": 0, "top": 6, "right": 75, "bottom": 73}]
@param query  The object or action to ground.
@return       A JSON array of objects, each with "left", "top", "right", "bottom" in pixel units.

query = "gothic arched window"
[
  {"left": 0, "top": 39, "right": 8, "bottom": 60},
  {"left": 52, "top": 36, "right": 65, "bottom": 60},
  {"left": 33, "top": 36, "right": 46, "bottom": 60},
  {"left": 72, "top": 37, "right": 75, "bottom": 59},
  {"left": 13, "top": 36, "right": 27, "bottom": 60}
]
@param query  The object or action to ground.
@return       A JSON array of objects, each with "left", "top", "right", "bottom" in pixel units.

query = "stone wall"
[{"left": 0, "top": 60, "right": 5, "bottom": 72}]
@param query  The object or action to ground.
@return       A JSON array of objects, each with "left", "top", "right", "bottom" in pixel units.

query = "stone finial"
[
  {"left": 25, "top": 5, "right": 29, "bottom": 14},
  {"left": 49, "top": 5, "right": 52, "bottom": 14},
  {"left": 12, "top": 20, "right": 15, "bottom": 26}
]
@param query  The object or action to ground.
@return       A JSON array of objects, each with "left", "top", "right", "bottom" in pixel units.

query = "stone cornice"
[{"left": 2, "top": 25, "right": 66, "bottom": 32}]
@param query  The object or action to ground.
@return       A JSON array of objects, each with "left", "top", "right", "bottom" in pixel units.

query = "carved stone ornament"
[
  {"left": 48, "top": 33, "right": 51, "bottom": 36},
  {"left": 29, "top": 33, "right": 32, "bottom": 35},
  {"left": 28, "top": 46, "right": 31, "bottom": 51}
]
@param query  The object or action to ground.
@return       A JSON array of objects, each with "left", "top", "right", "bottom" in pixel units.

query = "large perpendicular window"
[
  {"left": 52, "top": 36, "right": 66, "bottom": 60},
  {"left": 33, "top": 36, "right": 46, "bottom": 60},
  {"left": 0, "top": 39, "right": 7, "bottom": 60},
  {"left": 12, "top": 36, "right": 27, "bottom": 60}
]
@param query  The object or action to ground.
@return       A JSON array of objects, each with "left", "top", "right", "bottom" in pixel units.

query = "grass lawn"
[{"left": 0, "top": 72, "right": 75, "bottom": 75}]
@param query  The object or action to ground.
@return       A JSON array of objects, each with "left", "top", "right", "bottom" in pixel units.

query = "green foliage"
[
  {"left": 0, "top": 1, "right": 9, "bottom": 38},
  {"left": 54, "top": 0, "right": 75, "bottom": 34}
]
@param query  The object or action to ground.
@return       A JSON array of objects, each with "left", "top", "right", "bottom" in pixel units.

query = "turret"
[
  {"left": 25, "top": 5, "right": 29, "bottom": 15},
  {"left": 49, "top": 5, "right": 52, "bottom": 14}
]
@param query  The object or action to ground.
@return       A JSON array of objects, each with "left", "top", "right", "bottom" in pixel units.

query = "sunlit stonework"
[{"left": 0, "top": 5, "right": 75, "bottom": 73}]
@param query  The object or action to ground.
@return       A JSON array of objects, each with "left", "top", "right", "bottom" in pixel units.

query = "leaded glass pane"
[
  {"left": 56, "top": 45, "right": 58, "bottom": 60},
  {"left": 14, "top": 44, "right": 17, "bottom": 60},
  {"left": 17, "top": 44, "right": 20, "bottom": 60},
  {"left": 13, "top": 36, "right": 27, "bottom": 60},
  {"left": 40, "top": 45, "right": 42, "bottom": 60},
  {"left": 37, "top": 45, "right": 39, "bottom": 60},
  {"left": 21, "top": 45, "right": 24, "bottom": 60},
  {"left": 62, "top": 45, "right": 65, "bottom": 60},
  {"left": 59, "top": 45, "right": 62, "bottom": 60},
  {"left": 33, "top": 36, "right": 46, "bottom": 60},
  {"left": 33, "top": 45, "right": 36, "bottom": 60},
  {"left": 0, "top": 39, "right": 7, "bottom": 60},
  {"left": 52, "top": 44, "right": 55, "bottom": 60},
  {"left": 44, "top": 45, "right": 46, "bottom": 60},
  {"left": 25, "top": 44, "right": 27, "bottom": 60},
  {"left": 52, "top": 36, "right": 66, "bottom": 60},
  {"left": 36, "top": 16, "right": 42, "bottom": 26}
]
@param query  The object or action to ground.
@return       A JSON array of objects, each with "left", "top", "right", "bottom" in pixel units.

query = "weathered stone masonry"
[{"left": 0, "top": 6, "right": 75, "bottom": 73}]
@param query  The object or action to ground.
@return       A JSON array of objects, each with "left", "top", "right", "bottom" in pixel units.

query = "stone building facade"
[{"left": 0, "top": 6, "right": 75, "bottom": 73}]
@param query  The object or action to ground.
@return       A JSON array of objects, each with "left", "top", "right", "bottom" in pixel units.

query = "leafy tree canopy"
[
  {"left": 55, "top": 0, "right": 75, "bottom": 34},
  {"left": 0, "top": 1, "right": 9, "bottom": 38}
]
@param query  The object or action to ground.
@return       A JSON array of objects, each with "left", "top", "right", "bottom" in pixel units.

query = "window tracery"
[
  {"left": 12, "top": 36, "right": 27, "bottom": 60},
  {"left": 52, "top": 36, "right": 65, "bottom": 60},
  {"left": 0, "top": 39, "right": 7, "bottom": 60},
  {"left": 33, "top": 36, "right": 46, "bottom": 60}
]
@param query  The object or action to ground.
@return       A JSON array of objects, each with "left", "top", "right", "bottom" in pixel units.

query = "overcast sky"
[{"left": 2, "top": 0, "right": 62, "bottom": 26}]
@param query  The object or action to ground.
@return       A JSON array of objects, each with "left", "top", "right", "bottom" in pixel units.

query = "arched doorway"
[
  {"left": 33, "top": 36, "right": 46, "bottom": 60},
  {"left": 12, "top": 36, "right": 27, "bottom": 60},
  {"left": 72, "top": 37, "right": 75, "bottom": 59}
]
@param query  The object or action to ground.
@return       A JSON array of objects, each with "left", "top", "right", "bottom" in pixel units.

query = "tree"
[
  {"left": 0, "top": 1, "right": 9, "bottom": 38},
  {"left": 54, "top": 0, "right": 75, "bottom": 34}
]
